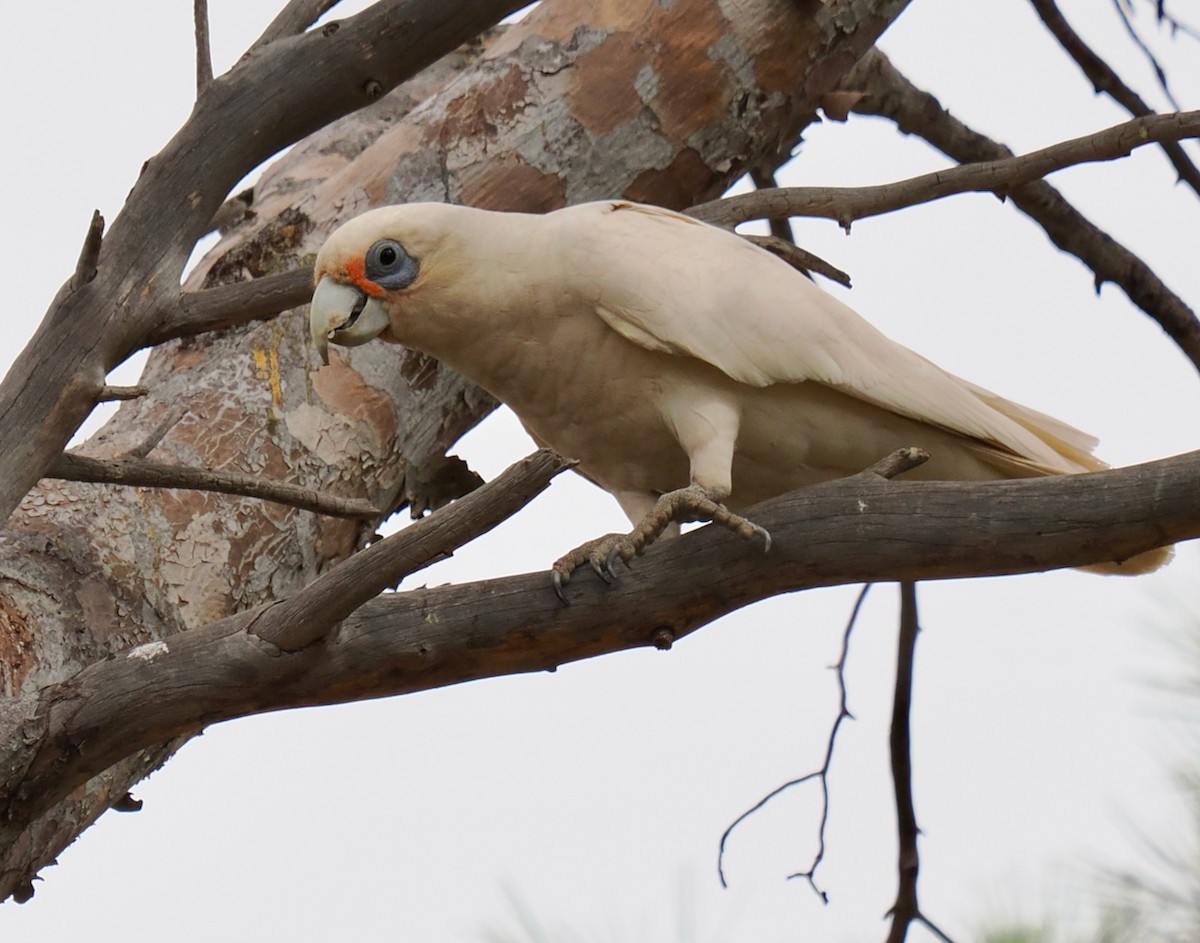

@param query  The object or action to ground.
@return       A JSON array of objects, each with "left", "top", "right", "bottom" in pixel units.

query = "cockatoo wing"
[{"left": 560, "top": 201, "right": 1101, "bottom": 476}]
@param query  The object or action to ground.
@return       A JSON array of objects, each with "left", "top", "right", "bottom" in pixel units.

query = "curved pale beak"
[{"left": 309, "top": 276, "right": 392, "bottom": 364}]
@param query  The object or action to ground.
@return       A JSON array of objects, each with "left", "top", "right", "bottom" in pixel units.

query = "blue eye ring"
[{"left": 365, "top": 238, "right": 419, "bottom": 289}]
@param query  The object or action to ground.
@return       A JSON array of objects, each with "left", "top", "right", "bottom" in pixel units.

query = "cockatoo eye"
[{"left": 364, "top": 238, "right": 419, "bottom": 289}]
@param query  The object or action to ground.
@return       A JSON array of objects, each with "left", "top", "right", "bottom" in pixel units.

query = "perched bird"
[{"left": 308, "top": 200, "right": 1169, "bottom": 594}]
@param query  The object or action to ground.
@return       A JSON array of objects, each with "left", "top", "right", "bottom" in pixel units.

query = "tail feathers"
[{"left": 1079, "top": 545, "right": 1173, "bottom": 576}]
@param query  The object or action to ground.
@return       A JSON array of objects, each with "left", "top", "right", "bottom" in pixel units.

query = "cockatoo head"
[{"left": 309, "top": 204, "right": 457, "bottom": 363}]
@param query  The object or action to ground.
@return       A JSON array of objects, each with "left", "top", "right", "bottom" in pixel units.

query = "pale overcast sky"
[{"left": 2, "top": 2, "right": 1199, "bottom": 941}]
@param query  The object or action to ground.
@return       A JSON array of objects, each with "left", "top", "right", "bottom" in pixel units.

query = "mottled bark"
[{"left": 0, "top": 0, "right": 912, "bottom": 902}]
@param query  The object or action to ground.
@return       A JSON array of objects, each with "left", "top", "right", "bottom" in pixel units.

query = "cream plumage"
[{"left": 309, "top": 200, "right": 1169, "bottom": 590}]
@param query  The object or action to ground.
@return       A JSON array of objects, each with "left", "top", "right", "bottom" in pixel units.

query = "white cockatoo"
[{"left": 308, "top": 200, "right": 1169, "bottom": 594}]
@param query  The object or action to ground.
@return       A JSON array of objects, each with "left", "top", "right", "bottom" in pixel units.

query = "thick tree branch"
[
  {"left": 48, "top": 452, "right": 380, "bottom": 519},
  {"left": 1, "top": 448, "right": 1192, "bottom": 879},
  {"left": 843, "top": 51, "right": 1200, "bottom": 377},
  {"left": 690, "top": 110, "right": 1200, "bottom": 229},
  {"left": 1030, "top": 0, "right": 1200, "bottom": 197}
]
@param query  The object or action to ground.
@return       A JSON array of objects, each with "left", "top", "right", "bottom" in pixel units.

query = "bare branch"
[
  {"left": 742, "top": 234, "right": 852, "bottom": 287},
  {"left": 690, "top": 110, "right": 1200, "bottom": 230},
  {"left": 252, "top": 0, "right": 345, "bottom": 51},
  {"left": 885, "top": 581, "right": 921, "bottom": 943},
  {"left": 718, "top": 584, "right": 871, "bottom": 894},
  {"left": 749, "top": 166, "right": 797, "bottom": 244},
  {"left": 70, "top": 211, "right": 104, "bottom": 293},
  {"left": 1030, "top": 0, "right": 1200, "bottom": 197},
  {"left": 48, "top": 452, "right": 380, "bottom": 519},
  {"left": 250, "top": 448, "right": 570, "bottom": 651},
  {"left": 0, "top": 0, "right": 534, "bottom": 529},
  {"left": 152, "top": 267, "right": 314, "bottom": 347},
  {"left": 194, "top": 0, "right": 214, "bottom": 95},
  {"left": 3, "top": 448, "right": 1193, "bottom": 877},
  {"left": 121, "top": 405, "right": 185, "bottom": 459},
  {"left": 843, "top": 51, "right": 1200, "bottom": 377},
  {"left": 97, "top": 385, "right": 148, "bottom": 402},
  {"left": 1110, "top": 0, "right": 1183, "bottom": 110}
]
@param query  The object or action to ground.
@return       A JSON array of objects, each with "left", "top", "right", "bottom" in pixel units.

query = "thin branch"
[
  {"left": 48, "top": 452, "right": 380, "bottom": 519},
  {"left": 3, "top": 447, "right": 1196, "bottom": 859},
  {"left": 1029, "top": 0, "right": 1200, "bottom": 197},
  {"left": 749, "top": 166, "right": 796, "bottom": 244},
  {"left": 1110, "top": 0, "right": 1182, "bottom": 110},
  {"left": 0, "top": 0, "right": 533, "bottom": 530},
  {"left": 885, "top": 581, "right": 921, "bottom": 943},
  {"left": 194, "top": 0, "right": 214, "bottom": 95},
  {"left": 717, "top": 452, "right": 929, "bottom": 890},
  {"left": 249, "top": 448, "right": 570, "bottom": 651},
  {"left": 98, "top": 386, "right": 148, "bottom": 402},
  {"left": 70, "top": 211, "right": 104, "bottom": 293},
  {"left": 718, "top": 584, "right": 870, "bottom": 893},
  {"left": 121, "top": 405, "right": 186, "bottom": 460},
  {"left": 251, "top": 0, "right": 345, "bottom": 52},
  {"left": 151, "top": 266, "right": 315, "bottom": 347},
  {"left": 842, "top": 50, "right": 1200, "bottom": 377},
  {"left": 1150, "top": 0, "right": 1200, "bottom": 42},
  {"left": 690, "top": 110, "right": 1200, "bottom": 230},
  {"left": 742, "top": 234, "right": 852, "bottom": 287}
]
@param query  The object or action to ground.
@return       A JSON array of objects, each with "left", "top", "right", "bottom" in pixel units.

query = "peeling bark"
[{"left": 0, "top": 0, "right": 912, "bottom": 901}]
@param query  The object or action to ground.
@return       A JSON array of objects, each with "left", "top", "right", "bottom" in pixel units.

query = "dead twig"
[
  {"left": 251, "top": 0, "right": 345, "bottom": 52},
  {"left": 250, "top": 448, "right": 570, "bottom": 651},
  {"left": 843, "top": 50, "right": 1200, "bottom": 377},
  {"left": 743, "top": 234, "right": 852, "bottom": 287},
  {"left": 884, "top": 582, "right": 958, "bottom": 943},
  {"left": 717, "top": 584, "right": 870, "bottom": 894},
  {"left": 1029, "top": 0, "right": 1200, "bottom": 198},
  {"left": 194, "top": 0, "right": 214, "bottom": 95},
  {"left": 49, "top": 452, "right": 380, "bottom": 519},
  {"left": 121, "top": 406, "right": 186, "bottom": 460},
  {"left": 1110, "top": 0, "right": 1182, "bottom": 110},
  {"left": 690, "top": 110, "right": 1200, "bottom": 230},
  {"left": 70, "top": 211, "right": 104, "bottom": 293},
  {"left": 98, "top": 386, "right": 149, "bottom": 403}
]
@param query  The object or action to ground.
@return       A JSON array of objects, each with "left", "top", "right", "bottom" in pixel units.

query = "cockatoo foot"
[{"left": 551, "top": 484, "right": 771, "bottom": 604}]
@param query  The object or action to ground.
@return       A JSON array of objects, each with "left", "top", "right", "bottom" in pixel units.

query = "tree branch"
[
  {"left": 152, "top": 266, "right": 315, "bottom": 347},
  {"left": 69, "top": 211, "right": 104, "bottom": 293},
  {"left": 1110, "top": 0, "right": 1183, "bottom": 110},
  {"left": 194, "top": 0, "right": 214, "bottom": 95},
  {"left": 742, "top": 234, "right": 852, "bottom": 287},
  {"left": 252, "top": 0, "right": 346, "bottom": 51},
  {"left": 0, "top": 0, "right": 533, "bottom": 529},
  {"left": 689, "top": 110, "right": 1200, "bottom": 230},
  {"left": 842, "top": 51, "right": 1200, "bottom": 377},
  {"left": 718, "top": 584, "right": 871, "bottom": 893},
  {"left": 885, "top": 581, "right": 921, "bottom": 943},
  {"left": 250, "top": 448, "right": 570, "bottom": 651},
  {"left": 1030, "top": 0, "right": 1200, "bottom": 197},
  {"left": 48, "top": 452, "right": 380, "bottom": 519},
  {"left": 2, "top": 447, "right": 1193, "bottom": 881}
]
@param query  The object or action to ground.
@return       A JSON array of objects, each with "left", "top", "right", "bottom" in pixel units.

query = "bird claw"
[{"left": 548, "top": 489, "right": 770, "bottom": 603}]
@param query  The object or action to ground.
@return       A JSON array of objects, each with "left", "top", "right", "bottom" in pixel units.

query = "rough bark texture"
[{"left": 0, "top": 0, "right": 912, "bottom": 902}]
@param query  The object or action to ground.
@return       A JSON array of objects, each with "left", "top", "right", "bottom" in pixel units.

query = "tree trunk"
[{"left": 0, "top": 0, "right": 911, "bottom": 902}]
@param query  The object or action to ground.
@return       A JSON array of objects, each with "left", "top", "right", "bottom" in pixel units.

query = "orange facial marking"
[{"left": 344, "top": 257, "right": 386, "bottom": 298}]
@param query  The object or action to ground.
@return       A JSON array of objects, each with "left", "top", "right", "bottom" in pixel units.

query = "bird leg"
[{"left": 551, "top": 484, "right": 771, "bottom": 603}]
